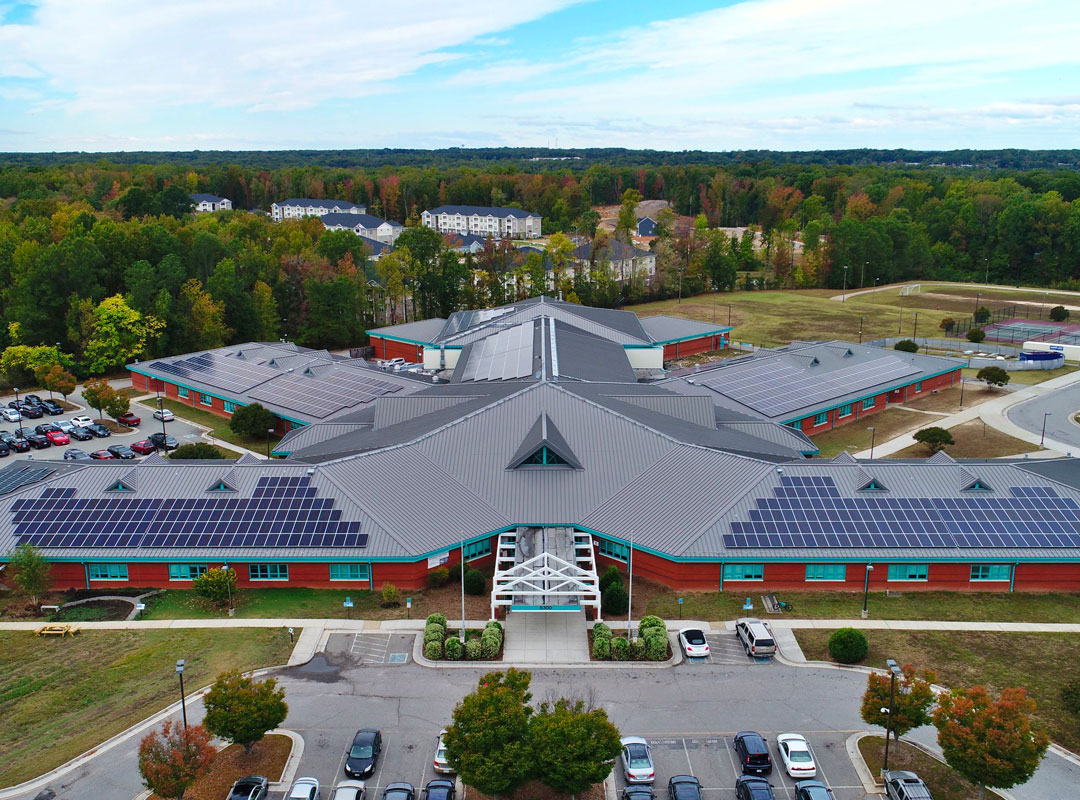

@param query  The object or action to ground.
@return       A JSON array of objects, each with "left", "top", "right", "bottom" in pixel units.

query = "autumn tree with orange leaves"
[
  {"left": 860, "top": 663, "right": 936, "bottom": 743},
  {"left": 137, "top": 720, "right": 215, "bottom": 800}
]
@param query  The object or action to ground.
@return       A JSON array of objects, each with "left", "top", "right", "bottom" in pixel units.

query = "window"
[
  {"left": 329, "top": 563, "right": 371, "bottom": 581},
  {"left": 805, "top": 564, "right": 847, "bottom": 581},
  {"left": 862, "top": 397, "right": 875, "bottom": 411},
  {"left": 88, "top": 563, "right": 128, "bottom": 580},
  {"left": 813, "top": 412, "right": 828, "bottom": 426},
  {"left": 887, "top": 564, "right": 928, "bottom": 581},
  {"left": 169, "top": 564, "right": 209, "bottom": 581},
  {"left": 723, "top": 563, "right": 764, "bottom": 581},
  {"left": 524, "top": 446, "right": 568, "bottom": 466},
  {"left": 838, "top": 404, "right": 852, "bottom": 418},
  {"left": 223, "top": 401, "right": 236, "bottom": 413},
  {"left": 915, "top": 382, "right": 923, "bottom": 392},
  {"left": 963, "top": 480, "right": 991, "bottom": 492},
  {"left": 596, "top": 538, "right": 629, "bottom": 562},
  {"left": 199, "top": 393, "right": 213, "bottom": 406},
  {"left": 970, "top": 564, "right": 1011, "bottom": 582},
  {"left": 463, "top": 539, "right": 492, "bottom": 561},
  {"left": 177, "top": 386, "right": 189, "bottom": 399},
  {"left": 249, "top": 564, "right": 289, "bottom": 581}
]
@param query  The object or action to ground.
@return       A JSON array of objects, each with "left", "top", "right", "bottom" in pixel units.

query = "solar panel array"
[
  {"left": 10, "top": 476, "right": 368, "bottom": 549},
  {"left": 699, "top": 354, "right": 920, "bottom": 416},
  {"left": 248, "top": 366, "right": 402, "bottom": 419},
  {"left": 722, "top": 476, "right": 1080, "bottom": 549},
  {"left": 149, "top": 352, "right": 278, "bottom": 394},
  {"left": 458, "top": 323, "right": 534, "bottom": 381},
  {"left": 0, "top": 465, "right": 55, "bottom": 496}
]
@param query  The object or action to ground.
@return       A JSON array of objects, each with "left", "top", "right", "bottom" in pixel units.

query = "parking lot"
[
  {"left": 614, "top": 732, "right": 872, "bottom": 800},
  {"left": 330, "top": 633, "right": 414, "bottom": 666}
]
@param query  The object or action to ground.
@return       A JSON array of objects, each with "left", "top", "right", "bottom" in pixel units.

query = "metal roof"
[
  {"left": 425, "top": 205, "right": 539, "bottom": 219},
  {"left": 638, "top": 315, "right": 731, "bottom": 343}
]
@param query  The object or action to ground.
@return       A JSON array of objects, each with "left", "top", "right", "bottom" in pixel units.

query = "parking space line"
[
  {"left": 811, "top": 741, "right": 834, "bottom": 789},
  {"left": 333, "top": 734, "right": 350, "bottom": 786},
  {"left": 723, "top": 737, "right": 738, "bottom": 777},
  {"left": 682, "top": 739, "right": 695, "bottom": 776}
]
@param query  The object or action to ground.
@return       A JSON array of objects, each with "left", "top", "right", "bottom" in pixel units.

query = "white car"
[
  {"left": 620, "top": 736, "right": 655, "bottom": 783},
  {"left": 678, "top": 628, "right": 710, "bottom": 658},
  {"left": 433, "top": 729, "right": 454, "bottom": 774},
  {"left": 331, "top": 780, "right": 366, "bottom": 800},
  {"left": 288, "top": 777, "right": 321, "bottom": 800},
  {"left": 1, "top": 407, "right": 20, "bottom": 423},
  {"left": 153, "top": 408, "right": 175, "bottom": 422},
  {"left": 776, "top": 733, "right": 816, "bottom": 778},
  {"left": 70, "top": 415, "right": 93, "bottom": 428},
  {"left": 55, "top": 420, "right": 75, "bottom": 433}
]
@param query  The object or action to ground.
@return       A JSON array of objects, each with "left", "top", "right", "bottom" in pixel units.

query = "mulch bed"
[
  {"left": 150, "top": 734, "right": 291, "bottom": 800},
  {"left": 467, "top": 779, "right": 605, "bottom": 800},
  {"left": 51, "top": 600, "right": 133, "bottom": 622}
]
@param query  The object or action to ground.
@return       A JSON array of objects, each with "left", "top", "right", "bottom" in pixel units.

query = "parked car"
[
  {"left": 24, "top": 394, "right": 43, "bottom": 405},
  {"left": 735, "top": 618, "right": 776, "bottom": 658},
  {"left": 228, "top": 775, "right": 269, "bottom": 800},
  {"left": 793, "top": 780, "right": 834, "bottom": 800},
  {"left": 381, "top": 783, "right": 415, "bottom": 800},
  {"left": 153, "top": 408, "right": 175, "bottom": 422},
  {"left": 883, "top": 770, "right": 933, "bottom": 800},
  {"left": 71, "top": 415, "right": 93, "bottom": 427},
  {"left": 287, "top": 778, "right": 322, "bottom": 800},
  {"left": 433, "top": 729, "right": 454, "bottom": 774},
  {"left": 383, "top": 357, "right": 407, "bottom": 370},
  {"left": 34, "top": 423, "right": 60, "bottom": 434},
  {"left": 733, "top": 731, "right": 772, "bottom": 775},
  {"left": 16, "top": 402, "right": 42, "bottom": 419},
  {"left": 107, "top": 444, "right": 136, "bottom": 459},
  {"left": 0, "top": 439, "right": 9, "bottom": 457},
  {"left": 24, "top": 431, "right": 50, "bottom": 449},
  {"left": 40, "top": 399, "right": 63, "bottom": 415},
  {"left": 116, "top": 411, "right": 141, "bottom": 426},
  {"left": 735, "top": 776, "right": 774, "bottom": 800},
  {"left": 0, "top": 431, "right": 30, "bottom": 452},
  {"left": 86, "top": 423, "right": 112, "bottom": 438},
  {"left": 421, "top": 779, "right": 455, "bottom": 800},
  {"left": 0, "top": 407, "right": 20, "bottom": 423},
  {"left": 344, "top": 729, "right": 382, "bottom": 778},
  {"left": 55, "top": 419, "right": 75, "bottom": 433},
  {"left": 620, "top": 736, "right": 655, "bottom": 783},
  {"left": 64, "top": 448, "right": 92, "bottom": 461},
  {"left": 67, "top": 425, "right": 93, "bottom": 441},
  {"left": 667, "top": 775, "right": 701, "bottom": 800},
  {"left": 149, "top": 431, "right": 179, "bottom": 451},
  {"left": 131, "top": 439, "right": 157, "bottom": 455},
  {"left": 678, "top": 628, "right": 710, "bottom": 658},
  {"left": 45, "top": 429, "right": 70, "bottom": 446},
  {"left": 88, "top": 449, "right": 116, "bottom": 459},
  {"left": 776, "top": 733, "right": 816, "bottom": 779},
  {"left": 331, "top": 781, "right": 367, "bottom": 800},
  {"left": 621, "top": 788, "right": 657, "bottom": 800}
]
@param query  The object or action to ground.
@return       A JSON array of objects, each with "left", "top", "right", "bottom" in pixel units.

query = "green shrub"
[
  {"left": 602, "top": 584, "right": 629, "bottom": 615},
  {"left": 426, "top": 613, "right": 447, "bottom": 628},
  {"left": 480, "top": 631, "right": 501, "bottom": 658},
  {"left": 380, "top": 583, "right": 400, "bottom": 605},
  {"left": 973, "top": 306, "right": 991, "bottom": 324},
  {"left": 610, "top": 636, "right": 629, "bottom": 661},
  {"left": 424, "top": 629, "right": 444, "bottom": 647},
  {"left": 484, "top": 619, "right": 502, "bottom": 633},
  {"left": 464, "top": 638, "right": 482, "bottom": 660},
  {"left": 1050, "top": 305, "right": 1070, "bottom": 322},
  {"left": 828, "top": 628, "right": 869, "bottom": 664},
  {"left": 463, "top": 569, "right": 486, "bottom": 596},
  {"left": 639, "top": 615, "right": 666, "bottom": 635},
  {"left": 629, "top": 637, "right": 646, "bottom": 660},
  {"left": 444, "top": 637, "right": 463, "bottom": 660},
  {"left": 894, "top": 339, "right": 919, "bottom": 353},
  {"left": 967, "top": 327, "right": 986, "bottom": 343},
  {"left": 592, "top": 622, "right": 612, "bottom": 640},
  {"left": 645, "top": 634, "right": 668, "bottom": 661},
  {"left": 427, "top": 568, "right": 450, "bottom": 589},
  {"left": 599, "top": 565, "right": 623, "bottom": 592},
  {"left": 1062, "top": 680, "right": 1080, "bottom": 714},
  {"left": 424, "top": 640, "right": 443, "bottom": 660},
  {"left": 425, "top": 622, "right": 445, "bottom": 638},
  {"left": 592, "top": 635, "right": 611, "bottom": 660},
  {"left": 447, "top": 561, "right": 463, "bottom": 581}
]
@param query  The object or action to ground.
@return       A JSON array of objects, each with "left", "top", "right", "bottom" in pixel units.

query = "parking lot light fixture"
[
  {"left": 175, "top": 659, "right": 188, "bottom": 729},
  {"left": 862, "top": 564, "right": 874, "bottom": 618},
  {"left": 157, "top": 396, "right": 166, "bottom": 437},
  {"left": 882, "top": 659, "right": 902, "bottom": 772},
  {"left": 266, "top": 428, "right": 274, "bottom": 459},
  {"left": 221, "top": 564, "right": 233, "bottom": 614},
  {"left": 867, "top": 427, "right": 876, "bottom": 459},
  {"left": 1041, "top": 412, "right": 1051, "bottom": 448}
]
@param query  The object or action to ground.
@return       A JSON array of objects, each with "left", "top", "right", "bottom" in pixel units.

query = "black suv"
[
  {"left": 40, "top": 399, "right": 64, "bottom": 415},
  {"left": 422, "top": 779, "right": 455, "bottom": 800},
  {"left": 149, "top": 431, "right": 179, "bottom": 451},
  {"left": 344, "top": 728, "right": 382, "bottom": 778},
  {"left": 0, "top": 431, "right": 30, "bottom": 452},
  {"left": 11, "top": 401, "right": 43, "bottom": 419},
  {"left": 667, "top": 775, "right": 701, "bottom": 800},
  {"left": 86, "top": 423, "right": 112, "bottom": 438},
  {"left": 16, "top": 428, "right": 50, "bottom": 449},
  {"left": 0, "top": 439, "right": 9, "bottom": 457},
  {"left": 622, "top": 788, "right": 657, "bottom": 800},
  {"left": 68, "top": 425, "right": 93, "bottom": 441},
  {"left": 735, "top": 776, "right": 774, "bottom": 800},
  {"left": 733, "top": 731, "right": 772, "bottom": 775}
]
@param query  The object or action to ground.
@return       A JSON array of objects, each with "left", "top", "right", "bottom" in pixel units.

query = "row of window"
[
  {"left": 463, "top": 539, "right": 492, "bottom": 561},
  {"left": 596, "top": 538, "right": 630, "bottom": 562},
  {"left": 88, "top": 563, "right": 371, "bottom": 582},
  {"left": 173, "top": 386, "right": 232, "bottom": 411},
  {"left": 721, "top": 563, "right": 1012, "bottom": 582},
  {"left": 812, "top": 396, "right": 878, "bottom": 427}
]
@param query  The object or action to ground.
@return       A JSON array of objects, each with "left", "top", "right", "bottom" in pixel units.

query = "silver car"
[
  {"left": 433, "top": 729, "right": 454, "bottom": 774},
  {"left": 620, "top": 736, "right": 655, "bottom": 783}
]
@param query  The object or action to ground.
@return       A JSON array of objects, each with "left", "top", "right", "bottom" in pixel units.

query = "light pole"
[
  {"left": 882, "top": 658, "right": 903, "bottom": 772},
  {"left": 859, "top": 317, "right": 866, "bottom": 345},
  {"left": 860, "top": 260, "right": 867, "bottom": 290},
  {"left": 959, "top": 378, "right": 966, "bottom": 409},
  {"left": 176, "top": 659, "right": 188, "bottom": 730},
  {"left": 984, "top": 257, "right": 989, "bottom": 285},
  {"left": 974, "top": 291, "right": 981, "bottom": 316},
  {"left": 157, "top": 396, "right": 167, "bottom": 438},
  {"left": 912, "top": 312, "right": 919, "bottom": 340},
  {"left": 868, "top": 427, "right": 876, "bottom": 459},
  {"left": 728, "top": 303, "right": 733, "bottom": 327},
  {"left": 627, "top": 533, "right": 634, "bottom": 642},
  {"left": 222, "top": 564, "right": 233, "bottom": 614},
  {"left": 459, "top": 532, "right": 466, "bottom": 643},
  {"left": 1041, "top": 412, "right": 1051, "bottom": 448},
  {"left": 12, "top": 387, "right": 19, "bottom": 420},
  {"left": 862, "top": 564, "right": 874, "bottom": 619},
  {"left": 873, "top": 277, "right": 880, "bottom": 293},
  {"left": 266, "top": 428, "right": 275, "bottom": 459},
  {"left": 897, "top": 293, "right": 905, "bottom": 334},
  {"left": 842, "top": 265, "right": 849, "bottom": 302}
]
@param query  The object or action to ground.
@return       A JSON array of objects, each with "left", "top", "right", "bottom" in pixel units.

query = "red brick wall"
[
  {"left": 662, "top": 334, "right": 727, "bottom": 360},
  {"left": 793, "top": 370, "right": 960, "bottom": 434},
  {"left": 369, "top": 337, "right": 422, "bottom": 362}
]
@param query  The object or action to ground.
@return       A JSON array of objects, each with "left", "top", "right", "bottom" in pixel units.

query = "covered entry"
[{"left": 491, "top": 526, "right": 601, "bottom": 619}]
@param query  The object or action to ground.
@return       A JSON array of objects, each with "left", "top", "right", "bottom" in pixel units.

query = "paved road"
[{"left": 1006, "top": 381, "right": 1080, "bottom": 453}]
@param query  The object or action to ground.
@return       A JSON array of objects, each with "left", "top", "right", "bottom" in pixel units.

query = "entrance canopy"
[{"left": 491, "top": 527, "right": 601, "bottom": 619}]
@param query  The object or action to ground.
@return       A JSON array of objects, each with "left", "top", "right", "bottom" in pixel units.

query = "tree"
[
  {"left": 530, "top": 698, "right": 621, "bottom": 794},
  {"left": 41, "top": 363, "right": 76, "bottom": 400},
  {"left": 974, "top": 306, "right": 992, "bottom": 324},
  {"left": 170, "top": 442, "right": 227, "bottom": 459},
  {"left": 192, "top": 566, "right": 237, "bottom": 606},
  {"left": 175, "top": 279, "right": 230, "bottom": 351},
  {"left": 229, "top": 402, "right": 276, "bottom": 438},
  {"left": 976, "top": 366, "right": 1010, "bottom": 388},
  {"left": 913, "top": 426, "right": 955, "bottom": 454},
  {"left": 933, "top": 686, "right": 1049, "bottom": 799},
  {"left": 252, "top": 280, "right": 279, "bottom": 340},
  {"left": 202, "top": 669, "right": 288, "bottom": 754},
  {"left": 967, "top": 328, "right": 986, "bottom": 343},
  {"left": 894, "top": 340, "right": 919, "bottom": 353},
  {"left": 443, "top": 669, "right": 534, "bottom": 796},
  {"left": 940, "top": 317, "right": 956, "bottom": 334},
  {"left": 0, "top": 344, "right": 62, "bottom": 387},
  {"left": 7, "top": 543, "right": 51, "bottom": 606},
  {"left": 158, "top": 185, "right": 195, "bottom": 219},
  {"left": 137, "top": 720, "right": 215, "bottom": 800},
  {"left": 860, "top": 664, "right": 936, "bottom": 743},
  {"left": 615, "top": 189, "right": 643, "bottom": 242},
  {"left": 104, "top": 388, "right": 131, "bottom": 420},
  {"left": 81, "top": 377, "right": 116, "bottom": 421},
  {"left": 1049, "top": 305, "right": 1070, "bottom": 322}
]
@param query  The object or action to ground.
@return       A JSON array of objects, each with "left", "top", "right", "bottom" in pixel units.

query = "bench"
[
  {"left": 40, "top": 604, "right": 60, "bottom": 613},
  {"left": 35, "top": 624, "right": 80, "bottom": 637}
]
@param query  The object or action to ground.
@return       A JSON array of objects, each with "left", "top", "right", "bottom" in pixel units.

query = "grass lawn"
[
  {"left": 961, "top": 365, "right": 1078, "bottom": 385},
  {"left": 150, "top": 734, "right": 291, "bottom": 800},
  {"left": 796, "top": 629, "right": 1080, "bottom": 753},
  {"left": 888, "top": 419, "right": 1040, "bottom": 459},
  {"left": 808, "top": 407, "right": 931, "bottom": 459},
  {"left": 0, "top": 628, "right": 294, "bottom": 788},
  {"left": 145, "top": 397, "right": 280, "bottom": 454},
  {"left": 905, "top": 383, "right": 997, "bottom": 413},
  {"left": 859, "top": 736, "right": 1004, "bottom": 800}
]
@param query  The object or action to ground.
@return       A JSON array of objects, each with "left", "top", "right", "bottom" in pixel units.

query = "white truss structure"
[{"left": 491, "top": 528, "right": 601, "bottom": 619}]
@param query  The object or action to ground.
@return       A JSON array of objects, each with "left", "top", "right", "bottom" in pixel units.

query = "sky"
[{"left": 1, "top": 0, "right": 1080, "bottom": 153}]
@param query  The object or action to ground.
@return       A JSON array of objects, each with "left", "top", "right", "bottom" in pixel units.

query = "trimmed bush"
[
  {"left": 629, "top": 637, "right": 646, "bottom": 660},
  {"left": 592, "top": 635, "right": 611, "bottom": 660},
  {"left": 447, "top": 561, "right": 463, "bottom": 581},
  {"left": 463, "top": 569, "right": 486, "bottom": 596},
  {"left": 828, "top": 627, "right": 869, "bottom": 664},
  {"left": 425, "top": 622, "right": 445, "bottom": 639},
  {"left": 602, "top": 583, "right": 629, "bottom": 615},
  {"left": 464, "top": 638, "right": 482, "bottom": 660},
  {"left": 610, "top": 636, "right": 630, "bottom": 661},
  {"left": 484, "top": 619, "right": 503, "bottom": 633},
  {"left": 380, "top": 583, "right": 400, "bottom": 606},
  {"left": 1051, "top": 305, "right": 1070, "bottom": 322},
  {"left": 444, "top": 637, "right": 463, "bottom": 660},
  {"left": 426, "top": 613, "right": 447, "bottom": 628},
  {"left": 639, "top": 615, "right": 666, "bottom": 635},
  {"left": 592, "top": 622, "right": 612, "bottom": 641},
  {"left": 424, "top": 629, "right": 444, "bottom": 647},
  {"left": 894, "top": 339, "right": 919, "bottom": 353},
  {"left": 480, "top": 631, "right": 501, "bottom": 659},
  {"left": 967, "top": 327, "right": 986, "bottom": 343},
  {"left": 1062, "top": 680, "right": 1080, "bottom": 714},
  {"left": 427, "top": 568, "right": 450, "bottom": 589},
  {"left": 424, "top": 640, "right": 443, "bottom": 660},
  {"left": 645, "top": 633, "right": 667, "bottom": 661},
  {"left": 599, "top": 565, "right": 623, "bottom": 592}
]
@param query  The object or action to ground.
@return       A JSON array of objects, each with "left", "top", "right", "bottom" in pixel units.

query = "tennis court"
[{"left": 986, "top": 320, "right": 1064, "bottom": 340}]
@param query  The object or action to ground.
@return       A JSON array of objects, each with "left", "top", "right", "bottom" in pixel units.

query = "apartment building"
[{"left": 421, "top": 205, "right": 541, "bottom": 239}]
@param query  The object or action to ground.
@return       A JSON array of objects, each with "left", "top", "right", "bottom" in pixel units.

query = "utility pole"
[{"left": 842, "top": 265, "right": 849, "bottom": 302}]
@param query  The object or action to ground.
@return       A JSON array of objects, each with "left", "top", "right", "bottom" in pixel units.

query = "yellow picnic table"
[{"left": 35, "top": 624, "right": 80, "bottom": 637}]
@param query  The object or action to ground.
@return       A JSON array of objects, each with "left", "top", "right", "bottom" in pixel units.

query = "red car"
[
  {"left": 88, "top": 449, "right": 116, "bottom": 459},
  {"left": 117, "top": 412, "right": 142, "bottom": 427},
  {"left": 45, "top": 430, "right": 70, "bottom": 445},
  {"left": 131, "top": 439, "right": 157, "bottom": 455}
]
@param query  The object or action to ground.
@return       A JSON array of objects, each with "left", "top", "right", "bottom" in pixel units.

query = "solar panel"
[
  {"left": 722, "top": 476, "right": 1080, "bottom": 549},
  {"left": 149, "top": 352, "right": 279, "bottom": 394},
  {"left": 0, "top": 465, "right": 55, "bottom": 496},
  {"left": 248, "top": 366, "right": 402, "bottom": 419},
  {"left": 10, "top": 477, "right": 369, "bottom": 550},
  {"left": 458, "top": 323, "right": 534, "bottom": 382}
]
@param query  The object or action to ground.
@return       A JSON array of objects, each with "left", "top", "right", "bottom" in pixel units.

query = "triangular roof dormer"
[
  {"left": 106, "top": 469, "right": 137, "bottom": 492},
  {"left": 963, "top": 478, "right": 992, "bottom": 492},
  {"left": 507, "top": 413, "right": 581, "bottom": 470},
  {"left": 208, "top": 470, "right": 238, "bottom": 492},
  {"left": 858, "top": 478, "right": 888, "bottom": 492}
]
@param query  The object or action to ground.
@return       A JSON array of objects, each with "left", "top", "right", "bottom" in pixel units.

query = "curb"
[
  {"left": 269, "top": 728, "right": 305, "bottom": 790},
  {"left": 846, "top": 732, "right": 884, "bottom": 795}
]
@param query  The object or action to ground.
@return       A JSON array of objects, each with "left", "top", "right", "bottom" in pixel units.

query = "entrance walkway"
[{"left": 501, "top": 610, "right": 590, "bottom": 664}]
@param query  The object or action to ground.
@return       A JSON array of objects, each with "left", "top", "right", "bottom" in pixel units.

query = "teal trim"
[
  {"left": 647, "top": 326, "right": 733, "bottom": 346},
  {"left": 365, "top": 331, "right": 438, "bottom": 347}
]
